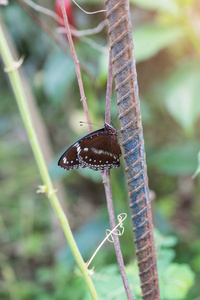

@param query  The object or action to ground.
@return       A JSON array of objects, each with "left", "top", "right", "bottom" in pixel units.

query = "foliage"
[{"left": 134, "top": 25, "right": 184, "bottom": 63}]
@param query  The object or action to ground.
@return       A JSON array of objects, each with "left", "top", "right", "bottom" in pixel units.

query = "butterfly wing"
[
  {"left": 58, "top": 128, "right": 105, "bottom": 170},
  {"left": 79, "top": 130, "right": 121, "bottom": 170},
  {"left": 58, "top": 124, "right": 121, "bottom": 171},
  {"left": 58, "top": 142, "right": 84, "bottom": 170}
]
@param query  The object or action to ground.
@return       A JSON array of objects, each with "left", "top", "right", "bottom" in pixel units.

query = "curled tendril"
[
  {"left": 86, "top": 213, "right": 127, "bottom": 269},
  {"left": 106, "top": 213, "right": 127, "bottom": 242}
]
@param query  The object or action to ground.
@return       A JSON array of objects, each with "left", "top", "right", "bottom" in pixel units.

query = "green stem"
[{"left": 0, "top": 26, "right": 99, "bottom": 300}]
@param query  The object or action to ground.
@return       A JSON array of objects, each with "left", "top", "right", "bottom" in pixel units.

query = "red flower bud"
[{"left": 55, "top": 0, "right": 75, "bottom": 28}]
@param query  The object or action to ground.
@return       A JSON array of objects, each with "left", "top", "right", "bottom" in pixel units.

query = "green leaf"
[
  {"left": 43, "top": 50, "right": 76, "bottom": 103},
  {"left": 154, "top": 229, "right": 178, "bottom": 248},
  {"left": 84, "top": 263, "right": 141, "bottom": 299},
  {"left": 130, "top": 0, "right": 180, "bottom": 14},
  {"left": 160, "top": 236, "right": 177, "bottom": 248},
  {"left": 160, "top": 264, "right": 195, "bottom": 299},
  {"left": 158, "top": 249, "right": 176, "bottom": 269},
  {"left": 134, "top": 25, "right": 184, "bottom": 63},
  {"left": 84, "top": 265, "right": 129, "bottom": 299},
  {"left": 164, "top": 62, "right": 200, "bottom": 135},
  {"left": 148, "top": 141, "right": 200, "bottom": 175}
]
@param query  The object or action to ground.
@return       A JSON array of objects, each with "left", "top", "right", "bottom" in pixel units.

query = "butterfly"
[{"left": 58, "top": 122, "right": 121, "bottom": 171}]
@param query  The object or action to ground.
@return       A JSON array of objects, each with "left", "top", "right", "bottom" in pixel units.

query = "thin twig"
[
  {"left": 23, "top": 0, "right": 64, "bottom": 24},
  {"left": 17, "top": 0, "right": 68, "bottom": 55},
  {"left": 17, "top": 0, "right": 96, "bottom": 84},
  {"left": 72, "top": 0, "right": 106, "bottom": 14},
  {"left": 60, "top": 0, "right": 92, "bottom": 132},
  {"left": 57, "top": 19, "right": 108, "bottom": 37},
  {"left": 78, "top": 36, "right": 107, "bottom": 53},
  {"left": 23, "top": 0, "right": 108, "bottom": 37},
  {"left": 102, "top": 48, "right": 134, "bottom": 300},
  {"left": 105, "top": 48, "right": 112, "bottom": 123},
  {"left": 102, "top": 171, "right": 135, "bottom": 300}
]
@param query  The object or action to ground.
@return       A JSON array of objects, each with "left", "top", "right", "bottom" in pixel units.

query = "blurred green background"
[{"left": 0, "top": 0, "right": 200, "bottom": 299}]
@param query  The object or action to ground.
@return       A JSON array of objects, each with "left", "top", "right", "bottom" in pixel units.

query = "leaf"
[
  {"left": 130, "top": 0, "right": 180, "bottom": 14},
  {"left": 84, "top": 263, "right": 141, "bottom": 300},
  {"left": 158, "top": 249, "right": 176, "bottom": 269},
  {"left": 160, "top": 236, "right": 177, "bottom": 248},
  {"left": 164, "top": 62, "right": 200, "bottom": 135},
  {"left": 154, "top": 229, "right": 177, "bottom": 248},
  {"left": 148, "top": 141, "right": 200, "bottom": 175},
  {"left": 160, "top": 264, "right": 195, "bottom": 299},
  {"left": 43, "top": 50, "right": 76, "bottom": 103},
  {"left": 134, "top": 25, "right": 184, "bottom": 63}
]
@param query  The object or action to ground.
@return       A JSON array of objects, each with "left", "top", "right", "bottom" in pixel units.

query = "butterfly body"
[{"left": 58, "top": 122, "right": 121, "bottom": 171}]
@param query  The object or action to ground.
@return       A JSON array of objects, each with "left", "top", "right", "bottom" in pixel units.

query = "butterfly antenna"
[
  {"left": 111, "top": 114, "right": 119, "bottom": 123},
  {"left": 79, "top": 121, "right": 103, "bottom": 128},
  {"left": 110, "top": 114, "right": 120, "bottom": 129}
]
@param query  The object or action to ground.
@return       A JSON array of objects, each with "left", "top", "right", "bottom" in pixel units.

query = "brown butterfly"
[{"left": 58, "top": 122, "right": 121, "bottom": 171}]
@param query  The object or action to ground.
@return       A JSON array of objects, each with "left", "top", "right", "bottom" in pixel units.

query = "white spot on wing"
[
  {"left": 75, "top": 142, "right": 81, "bottom": 154},
  {"left": 91, "top": 148, "right": 116, "bottom": 157}
]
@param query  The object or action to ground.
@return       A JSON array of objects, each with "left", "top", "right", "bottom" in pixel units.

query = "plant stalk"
[{"left": 0, "top": 25, "right": 99, "bottom": 300}]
